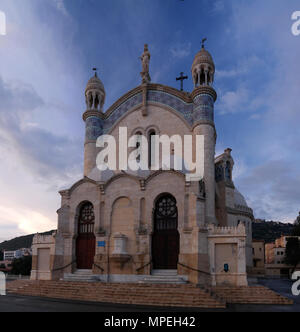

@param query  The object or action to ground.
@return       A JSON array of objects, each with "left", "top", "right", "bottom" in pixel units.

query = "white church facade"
[{"left": 31, "top": 44, "right": 254, "bottom": 286}]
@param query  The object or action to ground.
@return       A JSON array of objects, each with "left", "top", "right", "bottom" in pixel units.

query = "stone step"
[
  {"left": 142, "top": 276, "right": 187, "bottom": 284},
  {"left": 151, "top": 269, "right": 178, "bottom": 276},
  {"left": 6, "top": 281, "right": 293, "bottom": 308},
  {"left": 211, "top": 286, "right": 293, "bottom": 305},
  {"left": 6, "top": 280, "right": 225, "bottom": 309},
  {"left": 73, "top": 269, "right": 93, "bottom": 275},
  {"left": 63, "top": 274, "right": 101, "bottom": 282}
]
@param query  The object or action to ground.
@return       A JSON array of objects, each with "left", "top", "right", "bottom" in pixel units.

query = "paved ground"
[
  {"left": 0, "top": 278, "right": 299, "bottom": 312},
  {"left": 0, "top": 295, "right": 223, "bottom": 312}
]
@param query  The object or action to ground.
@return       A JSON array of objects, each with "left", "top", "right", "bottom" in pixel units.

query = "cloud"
[
  {"left": 236, "top": 160, "right": 300, "bottom": 222},
  {"left": 0, "top": 205, "right": 56, "bottom": 237},
  {"left": 170, "top": 42, "right": 191, "bottom": 59},
  {"left": 216, "top": 55, "right": 264, "bottom": 79},
  {"left": 217, "top": 87, "right": 249, "bottom": 114},
  {"left": 212, "top": 1, "right": 225, "bottom": 13},
  {"left": 0, "top": 75, "right": 81, "bottom": 183},
  {"left": 0, "top": 76, "right": 43, "bottom": 113},
  {"left": 0, "top": 74, "right": 82, "bottom": 241},
  {"left": 52, "top": 0, "right": 69, "bottom": 17}
]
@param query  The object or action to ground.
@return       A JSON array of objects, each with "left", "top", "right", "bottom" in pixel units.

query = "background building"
[
  {"left": 265, "top": 235, "right": 300, "bottom": 277},
  {"left": 252, "top": 239, "right": 265, "bottom": 275},
  {"left": 4, "top": 248, "right": 32, "bottom": 262}
]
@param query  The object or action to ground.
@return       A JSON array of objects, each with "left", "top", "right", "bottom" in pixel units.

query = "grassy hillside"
[
  {"left": 0, "top": 230, "right": 55, "bottom": 251},
  {"left": 0, "top": 220, "right": 294, "bottom": 252},
  {"left": 252, "top": 220, "right": 294, "bottom": 243}
]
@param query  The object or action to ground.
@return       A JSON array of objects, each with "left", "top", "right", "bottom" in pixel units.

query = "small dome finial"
[
  {"left": 201, "top": 37, "right": 207, "bottom": 49},
  {"left": 92, "top": 67, "right": 98, "bottom": 77}
]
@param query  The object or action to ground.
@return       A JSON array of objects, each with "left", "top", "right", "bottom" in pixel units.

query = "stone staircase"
[
  {"left": 6, "top": 281, "right": 293, "bottom": 308},
  {"left": 63, "top": 270, "right": 101, "bottom": 282},
  {"left": 6, "top": 280, "right": 225, "bottom": 309},
  {"left": 141, "top": 270, "right": 188, "bottom": 284},
  {"left": 211, "top": 286, "right": 294, "bottom": 305}
]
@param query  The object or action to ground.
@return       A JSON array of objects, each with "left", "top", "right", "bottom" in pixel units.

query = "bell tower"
[
  {"left": 82, "top": 70, "right": 105, "bottom": 177},
  {"left": 191, "top": 41, "right": 217, "bottom": 224}
]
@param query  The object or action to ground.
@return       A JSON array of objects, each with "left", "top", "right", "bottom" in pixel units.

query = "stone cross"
[
  {"left": 93, "top": 67, "right": 98, "bottom": 77},
  {"left": 176, "top": 72, "right": 188, "bottom": 91}
]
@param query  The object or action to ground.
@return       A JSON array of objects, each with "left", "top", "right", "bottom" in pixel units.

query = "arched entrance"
[
  {"left": 76, "top": 202, "right": 96, "bottom": 269},
  {"left": 152, "top": 194, "right": 180, "bottom": 270}
]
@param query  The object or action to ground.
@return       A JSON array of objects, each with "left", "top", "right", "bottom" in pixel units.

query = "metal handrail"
[
  {"left": 93, "top": 263, "right": 104, "bottom": 272},
  {"left": 178, "top": 262, "right": 210, "bottom": 275},
  {"left": 136, "top": 260, "right": 152, "bottom": 272},
  {"left": 52, "top": 260, "right": 76, "bottom": 272}
]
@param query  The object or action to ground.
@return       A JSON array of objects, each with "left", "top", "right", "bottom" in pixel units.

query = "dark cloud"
[
  {"left": 0, "top": 76, "right": 43, "bottom": 112},
  {"left": 236, "top": 160, "right": 300, "bottom": 221},
  {"left": 0, "top": 76, "right": 82, "bottom": 186}
]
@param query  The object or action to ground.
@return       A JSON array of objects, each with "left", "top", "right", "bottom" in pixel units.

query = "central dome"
[{"left": 234, "top": 189, "right": 249, "bottom": 208}]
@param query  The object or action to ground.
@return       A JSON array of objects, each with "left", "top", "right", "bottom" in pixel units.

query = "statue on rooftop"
[{"left": 140, "top": 44, "right": 151, "bottom": 84}]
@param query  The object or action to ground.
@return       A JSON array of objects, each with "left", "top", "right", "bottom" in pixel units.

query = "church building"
[{"left": 31, "top": 43, "right": 254, "bottom": 286}]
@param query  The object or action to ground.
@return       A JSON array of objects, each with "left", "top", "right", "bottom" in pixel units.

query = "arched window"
[
  {"left": 135, "top": 131, "right": 142, "bottom": 163},
  {"left": 148, "top": 130, "right": 156, "bottom": 168},
  {"left": 154, "top": 195, "right": 178, "bottom": 231},
  {"left": 200, "top": 68, "right": 206, "bottom": 85},
  {"left": 78, "top": 202, "right": 95, "bottom": 234}
]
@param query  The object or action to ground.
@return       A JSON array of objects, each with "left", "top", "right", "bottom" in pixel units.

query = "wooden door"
[
  {"left": 152, "top": 195, "right": 179, "bottom": 270},
  {"left": 76, "top": 203, "right": 96, "bottom": 270}
]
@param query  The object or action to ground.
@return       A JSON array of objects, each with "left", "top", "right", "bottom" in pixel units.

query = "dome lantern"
[
  {"left": 85, "top": 69, "right": 105, "bottom": 112},
  {"left": 191, "top": 39, "right": 215, "bottom": 88}
]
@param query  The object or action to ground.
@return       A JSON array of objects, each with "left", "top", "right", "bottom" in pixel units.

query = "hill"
[
  {"left": 252, "top": 220, "right": 294, "bottom": 243},
  {"left": 0, "top": 230, "right": 55, "bottom": 252},
  {"left": 0, "top": 220, "right": 295, "bottom": 252}
]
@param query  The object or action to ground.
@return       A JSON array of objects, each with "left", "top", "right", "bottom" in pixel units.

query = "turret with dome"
[
  {"left": 85, "top": 70, "right": 105, "bottom": 111},
  {"left": 191, "top": 40, "right": 215, "bottom": 87}
]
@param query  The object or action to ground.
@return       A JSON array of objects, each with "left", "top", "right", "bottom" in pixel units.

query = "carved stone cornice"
[
  {"left": 191, "top": 86, "right": 217, "bottom": 101},
  {"left": 82, "top": 110, "right": 104, "bottom": 121},
  {"left": 226, "top": 206, "right": 254, "bottom": 220}
]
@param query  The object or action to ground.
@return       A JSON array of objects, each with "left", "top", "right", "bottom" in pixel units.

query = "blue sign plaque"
[{"left": 97, "top": 241, "right": 106, "bottom": 248}]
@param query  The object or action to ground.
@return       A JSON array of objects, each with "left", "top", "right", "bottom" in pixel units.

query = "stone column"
[
  {"left": 83, "top": 112, "right": 103, "bottom": 177},
  {"left": 192, "top": 86, "right": 217, "bottom": 225}
]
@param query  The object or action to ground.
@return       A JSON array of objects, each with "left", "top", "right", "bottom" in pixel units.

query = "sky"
[{"left": 0, "top": 0, "right": 299, "bottom": 241}]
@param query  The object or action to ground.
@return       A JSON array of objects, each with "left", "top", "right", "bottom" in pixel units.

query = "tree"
[
  {"left": 285, "top": 237, "right": 300, "bottom": 273},
  {"left": 0, "top": 250, "right": 3, "bottom": 261},
  {"left": 10, "top": 256, "right": 32, "bottom": 276},
  {"left": 292, "top": 212, "right": 300, "bottom": 236}
]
